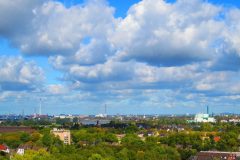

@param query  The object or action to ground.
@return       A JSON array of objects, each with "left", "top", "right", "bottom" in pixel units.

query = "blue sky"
[{"left": 0, "top": 0, "right": 240, "bottom": 115}]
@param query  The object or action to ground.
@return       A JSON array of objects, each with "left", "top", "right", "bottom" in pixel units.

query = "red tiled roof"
[
  {"left": 0, "top": 144, "right": 7, "bottom": 151},
  {"left": 214, "top": 136, "right": 221, "bottom": 142}
]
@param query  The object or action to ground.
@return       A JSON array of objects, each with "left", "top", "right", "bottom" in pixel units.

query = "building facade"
[
  {"left": 191, "top": 151, "right": 240, "bottom": 160},
  {"left": 194, "top": 114, "right": 216, "bottom": 123},
  {"left": 51, "top": 128, "right": 71, "bottom": 145}
]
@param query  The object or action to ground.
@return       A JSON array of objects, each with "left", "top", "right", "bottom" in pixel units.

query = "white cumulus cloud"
[{"left": 0, "top": 56, "right": 44, "bottom": 91}]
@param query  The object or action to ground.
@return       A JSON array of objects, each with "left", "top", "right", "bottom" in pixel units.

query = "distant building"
[
  {"left": 190, "top": 151, "right": 240, "bottom": 160},
  {"left": 220, "top": 119, "right": 228, "bottom": 123},
  {"left": 188, "top": 106, "right": 216, "bottom": 123},
  {"left": 95, "top": 113, "right": 107, "bottom": 118},
  {"left": 229, "top": 119, "right": 240, "bottom": 123},
  {"left": 194, "top": 114, "right": 216, "bottom": 123},
  {"left": 17, "top": 148, "right": 24, "bottom": 155},
  {"left": 220, "top": 119, "right": 240, "bottom": 123},
  {"left": 18, "top": 142, "right": 40, "bottom": 151},
  {"left": 188, "top": 114, "right": 216, "bottom": 123},
  {"left": 51, "top": 128, "right": 71, "bottom": 145}
]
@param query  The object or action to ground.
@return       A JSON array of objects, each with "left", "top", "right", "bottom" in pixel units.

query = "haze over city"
[{"left": 0, "top": 0, "right": 240, "bottom": 115}]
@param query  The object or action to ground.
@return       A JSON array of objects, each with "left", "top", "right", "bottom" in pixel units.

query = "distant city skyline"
[{"left": 0, "top": 0, "right": 240, "bottom": 115}]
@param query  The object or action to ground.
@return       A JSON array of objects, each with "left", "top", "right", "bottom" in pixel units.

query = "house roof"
[
  {"left": 214, "top": 136, "right": 221, "bottom": 142},
  {"left": 0, "top": 144, "right": 8, "bottom": 150}
]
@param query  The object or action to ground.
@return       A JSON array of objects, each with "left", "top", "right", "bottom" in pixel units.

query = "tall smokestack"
[
  {"left": 39, "top": 98, "right": 42, "bottom": 115},
  {"left": 104, "top": 104, "right": 107, "bottom": 116},
  {"left": 207, "top": 105, "right": 209, "bottom": 115}
]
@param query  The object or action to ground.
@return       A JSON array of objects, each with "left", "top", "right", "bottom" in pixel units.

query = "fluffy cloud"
[
  {"left": 223, "top": 9, "right": 240, "bottom": 56},
  {"left": 110, "top": 0, "right": 224, "bottom": 66},
  {"left": 1, "top": 0, "right": 240, "bottom": 67},
  {"left": 194, "top": 71, "right": 240, "bottom": 95},
  {"left": 46, "top": 84, "right": 69, "bottom": 95},
  {"left": 0, "top": 56, "right": 44, "bottom": 91},
  {"left": 66, "top": 60, "right": 134, "bottom": 83},
  {"left": 0, "top": 0, "right": 115, "bottom": 57},
  {"left": 0, "top": 0, "right": 44, "bottom": 36},
  {"left": 0, "top": 0, "right": 240, "bottom": 113},
  {"left": 47, "top": 0, "right": 240, "bottom": 90}
]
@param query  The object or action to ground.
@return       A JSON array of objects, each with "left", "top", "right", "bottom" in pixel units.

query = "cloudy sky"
[{"left": 0, "top": 0, "right": 240, "bottom": 115}]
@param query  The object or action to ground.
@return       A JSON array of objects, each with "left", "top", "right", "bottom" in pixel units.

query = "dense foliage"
[{"left": 0, "top": 117, "right": 240, "bottom": 160}]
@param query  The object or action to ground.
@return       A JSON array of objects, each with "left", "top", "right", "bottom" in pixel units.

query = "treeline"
[
  {"left": 1, "top": 118, "right": 240, "bottom": 160},
  {"left": 1, "top": 127, "right": 181, "bottom": 160}
]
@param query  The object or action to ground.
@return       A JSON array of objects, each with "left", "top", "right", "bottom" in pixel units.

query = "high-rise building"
[{"left": 51, "top": 128, "right": 71, "bottom": 145}]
